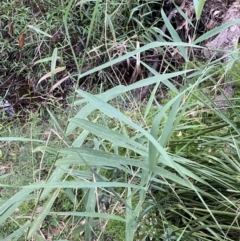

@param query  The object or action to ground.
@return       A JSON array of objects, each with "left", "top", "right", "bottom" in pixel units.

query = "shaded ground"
[{"left": 0, "top": 0, "right": 237, "bottom": 117}]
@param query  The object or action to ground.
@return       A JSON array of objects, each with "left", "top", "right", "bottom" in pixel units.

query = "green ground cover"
[{"left": 1, "top": 0, "right": 240, "bottom": 240}]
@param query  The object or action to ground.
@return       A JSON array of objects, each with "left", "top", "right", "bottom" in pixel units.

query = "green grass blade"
[
  {"left": 27, "top": 189, "right": 60, "bottom": 239},
  {"left": 125, "top": 187, "right": 134, "bottom": 241},
  {"left": 105, "top": 14, "right": 116, "bottom": 42},
  {"left": 161, "top": 9, "right": 187, "bottom": 61},
  {"left": 86, "top": 0, "right": 100, "bottom": 47},
  {"left": 51, "top": 48, "right": 58, "bottom": 86},
  {"left": 194, "top": 19, "right": 240, "bottom": 44},
  {"left": 24, "top": 182, "right": 144, "bottom": 190},
  {"left": 0, "top": 137, "right": 44, "bottom": 142},
  {"left": 78, "top": 42, "right": 198, "bottom": 79},
  {"left": 2, "top": 221, "right": 31, "bottom": 241},
  {"left": 193, "top": 0, "right": 206, "bottom": 20},
  {"left": 67, "top": 69, "right": 191, "bottom": 137},
  {"left": 49, "top": 211, "right": 125, "bottom": 222},
  {"left": 0, "top": 190, "right": 36, "bottom": 225},
  {"left": 46, "top": 108, "right": 66, "bottom": 139},
  {"left": 69, "top": 118, "right": 147, "bottom": 155},
  {"left": 84, "top": 188, "right": 95, "bottom": 240},
  {"left": 28, "top": 25, "right": 52, "bottom": 37}
]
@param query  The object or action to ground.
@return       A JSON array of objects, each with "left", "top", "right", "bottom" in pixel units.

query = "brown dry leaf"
[
  {"left": 36, "top": 206, "right": 43, "bottom": 213},
  {"left": 28, "top": 78, "right": 35, "bottom": 88},
  {"left": 0, "top": 165, "right": 11, "bottom": 174},
  {"left": 79, "top": 219, "right": 86, "bottom": 236},
  {"left": 51, "top": 33, "right": 59, "bottom": 44},
  {"left": 129, "top": 41, "right": 140, "bottom": 84},
  {"left": 48, "top": 75, "right": 70, "bottom": 93},
  {"left": 19, "top": 34, "right": 25, "bottom": 48},
  {"left": 9, "top": 21, "right": 14, "bottom": 37},
  {"left": 37, "top": 66, "right": 66, "bottom": 86}
]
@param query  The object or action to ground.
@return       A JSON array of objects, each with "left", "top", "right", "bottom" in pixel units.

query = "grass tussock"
[{"left": 1, "top": 1, "right": 240, "bottom": 241}]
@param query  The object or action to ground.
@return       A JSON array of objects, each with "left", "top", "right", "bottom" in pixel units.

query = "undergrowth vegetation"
[{"left": 1, "top": 0, "right": 240, "bottom": 240}]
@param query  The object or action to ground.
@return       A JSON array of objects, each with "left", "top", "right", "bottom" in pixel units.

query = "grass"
[{"left": 1, "top": 0, "right": 240, "bottom": 240}]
